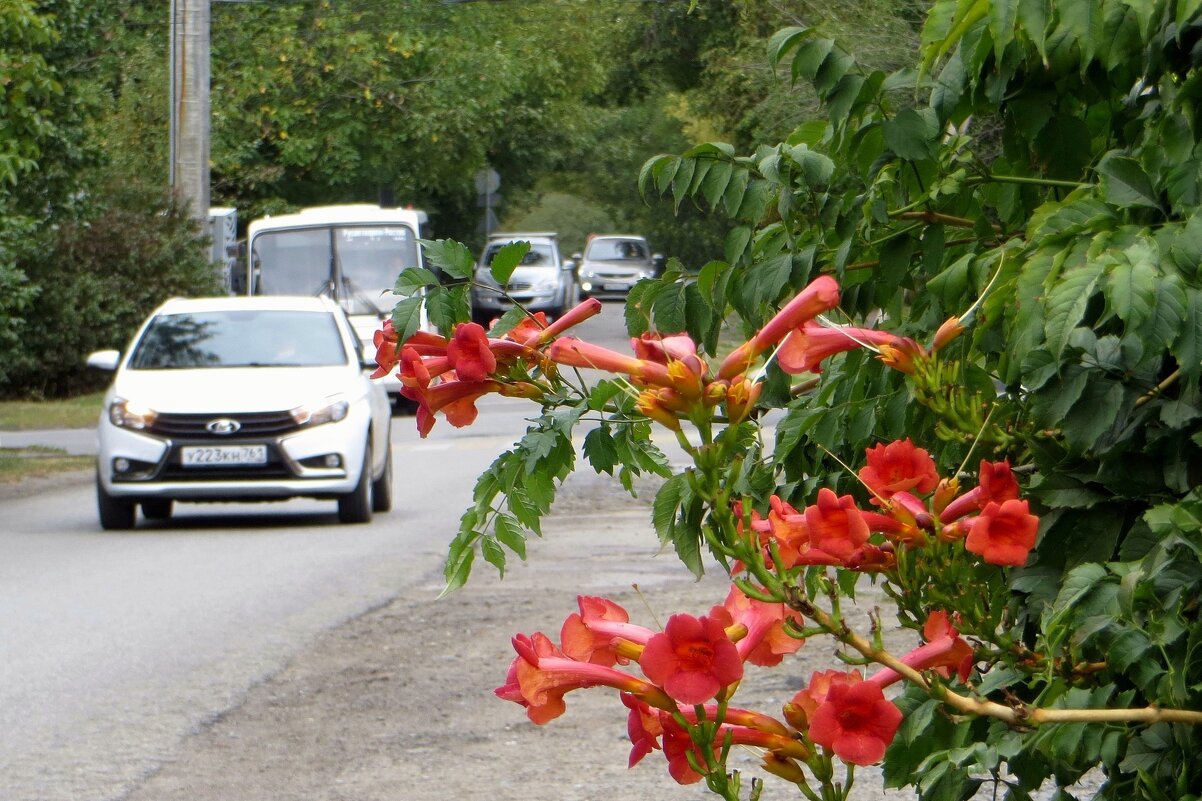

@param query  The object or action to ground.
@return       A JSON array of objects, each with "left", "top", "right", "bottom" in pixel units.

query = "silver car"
[
  {"left": 471, "top": 232, "right": 579, "bottom": 320},
  {"left": 575, "top": 235, "right": 659, "bottom": 299},
  {"left": 87, "top": 296, "right": 393, "bottom": 529}
]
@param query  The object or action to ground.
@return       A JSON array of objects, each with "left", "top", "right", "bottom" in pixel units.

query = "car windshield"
[
  {"left": 128, "top": 310, "right": 347, "bottom": 369},
  {"left": 586, "top": 239, "right": 647, "bottom": 261},
  {"left": 483, "top": 242, "right": 555, "bottom": 268}
]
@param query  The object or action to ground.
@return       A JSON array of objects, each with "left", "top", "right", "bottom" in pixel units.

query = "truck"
[{"left": 243, "top": 204, "right": 431, "bottom": 408}]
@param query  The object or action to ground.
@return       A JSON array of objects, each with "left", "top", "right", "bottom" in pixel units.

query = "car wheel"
[
  {"left": 141, "top": 499, "right": 173, "bottom": 520},
  {"left": 337, "top": 440, "right": 373, "bottom": 524},
  {"left": 97, "top": 478, "right": 136, "bottom": 530},
  {"left": 371, "top": 440, "right": 393, "bottom": 513}
]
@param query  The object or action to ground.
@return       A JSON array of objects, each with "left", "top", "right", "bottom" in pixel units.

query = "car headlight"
[
  {"left": 109, "top": 397, "right": 158, "bottom": 430},
  {"left": 291, "top": 396, "right": 350, "bottom": 427}
]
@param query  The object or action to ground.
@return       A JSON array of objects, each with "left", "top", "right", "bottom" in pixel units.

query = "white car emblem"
[{"left": 206, "top": 418, "right": 241, "bottom": 435}]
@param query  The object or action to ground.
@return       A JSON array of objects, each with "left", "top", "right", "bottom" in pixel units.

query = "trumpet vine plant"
[{"left": 376, "top": 1, "right": 1202, "bottom": 799}]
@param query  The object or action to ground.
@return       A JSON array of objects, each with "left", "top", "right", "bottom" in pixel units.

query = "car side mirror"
[{"left": 86, "top": 350, "right": 121, "bottom": 372}]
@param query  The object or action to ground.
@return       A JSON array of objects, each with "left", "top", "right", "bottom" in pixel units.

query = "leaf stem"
[{"left": 978, "top": 173, "right": 1091, "bottom": 190}]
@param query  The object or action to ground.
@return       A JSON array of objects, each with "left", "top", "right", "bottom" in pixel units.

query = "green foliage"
[
  {"left": 1, "top": 180, "right": 219, "bottom": 398},
  {"left": 623, "top": 0, "right": 1202, "bottom": 797}
]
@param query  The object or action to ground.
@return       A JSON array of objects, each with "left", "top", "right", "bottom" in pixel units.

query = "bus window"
[
  {"left": 252, "top": 228, "right": 332, "bottom": 296},
  {"left": 335, "top": 226, "right": 419, "bottom": 296}
]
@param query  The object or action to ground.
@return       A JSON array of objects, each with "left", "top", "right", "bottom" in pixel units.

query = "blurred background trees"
[{"left": 0, "top": 0, "right": 922, "bottom": 397}]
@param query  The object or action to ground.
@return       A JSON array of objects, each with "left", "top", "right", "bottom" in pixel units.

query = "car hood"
[
  {"left": 113, "top": 367, "right": 358, "bottom": 413},
  {"left": 476, "top": 266, "right": 559, "bottom": 287}
]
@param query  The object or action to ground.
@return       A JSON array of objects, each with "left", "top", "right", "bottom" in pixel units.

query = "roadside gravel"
[{"left": 111, "top": 470, "right": 914, "bottom": 801}]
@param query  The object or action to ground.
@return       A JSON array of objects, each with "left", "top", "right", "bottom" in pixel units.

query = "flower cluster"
[
  {"left": 497, "top": 590, "right": 979, "bottom": 783},
  {"left": 372, "top": 299, "right": 603, "bottom": 436},
  {"left": 743, "top": 439, "right": 1040, "bottom": 572},
  {"left": 545, "top": 276, "right": 844, "bottom": 430}
]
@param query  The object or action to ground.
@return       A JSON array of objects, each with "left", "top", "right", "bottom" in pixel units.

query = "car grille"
[{"left": 149, "top": 411, "right": 300, "bottom": 439}]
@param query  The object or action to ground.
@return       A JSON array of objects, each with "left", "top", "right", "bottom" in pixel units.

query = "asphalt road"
[{"left": 0, "top": 304, "right": 636, "bottom": 801}]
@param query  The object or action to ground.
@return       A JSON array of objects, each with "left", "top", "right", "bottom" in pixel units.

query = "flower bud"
[
  {"left": 932, "top": 315, "right": 965, "bottom": 352},
  {"left": 724, "top": 378, "right": 762, "bottom": 425},
  {"left": 636, "top": 389, "right": 682, "bottom": 431},
  {"left": 877, "top": 337, "right": 925, "bottom": 375},
  {"left": 782, "top": 700, "right": 808, "bottom": 732},
  {"left": 932, "top": 477, "right": 960, "bottom": 516}
]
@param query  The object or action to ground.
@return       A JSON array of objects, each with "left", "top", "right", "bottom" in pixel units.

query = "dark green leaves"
[
  {"left": 1096, "top": 153, "right": 1161, "bottom": 210},
  {"left": 419, "top": 238, "right": 474, "bottom": 280}
]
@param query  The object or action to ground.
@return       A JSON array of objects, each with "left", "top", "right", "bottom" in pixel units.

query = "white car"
[{"left": 87, "top": 296, "right": 393, "bottom": 529}]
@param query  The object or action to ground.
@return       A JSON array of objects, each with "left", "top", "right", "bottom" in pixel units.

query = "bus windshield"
[{"left": 251, "top": 224, "right": 420, "bottom": 314}]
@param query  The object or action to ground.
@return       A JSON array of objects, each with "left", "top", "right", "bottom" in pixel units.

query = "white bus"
[{"left": 244, "top": 204, "right": 430, "bottom": 406}]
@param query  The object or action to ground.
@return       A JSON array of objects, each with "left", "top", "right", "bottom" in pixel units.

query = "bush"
[{"left": 1, "top": 182, "right": 220, "bottom": 398}]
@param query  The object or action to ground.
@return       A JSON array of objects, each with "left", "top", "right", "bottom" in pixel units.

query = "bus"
[{"left": 244, "top": 204, "right": 430, "bottom": 406}]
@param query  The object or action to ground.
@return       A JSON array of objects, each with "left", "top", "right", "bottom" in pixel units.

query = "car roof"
[
  {"left": 588, "top": 234, "right": 647, "bottom": 242},
  {"left": 152, "top": 295, "right": 342, "bottom": 316}
]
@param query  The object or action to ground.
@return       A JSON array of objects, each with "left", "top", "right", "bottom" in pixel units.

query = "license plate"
[
  {"left": 181, "top": 445, "right": 268, "bottom": 467},
  {"left": 603, "top": 282, "right": 629, "bottom": 291}
]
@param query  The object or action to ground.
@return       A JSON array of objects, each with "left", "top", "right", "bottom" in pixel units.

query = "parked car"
[
  {"left": 574, "top": 235, "right": 660, "bottom": 299},
  {"left": 470, "top": 232, "right": 578, "bottom": 321},
  {"left": 86, "top": 295, "right": 393, "bottom": 530}
]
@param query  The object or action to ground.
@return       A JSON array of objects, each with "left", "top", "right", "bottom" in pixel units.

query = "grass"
[
  {"left": 0, "top": 447, "right": 93, "bottom": 484},
  {"left": 0, "top": 391, "right": 105, "bottom": 430}
]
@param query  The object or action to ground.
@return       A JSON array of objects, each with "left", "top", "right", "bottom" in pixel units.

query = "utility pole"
[{"left": 169, "top": 0, "right": 210, "bottom": 222}]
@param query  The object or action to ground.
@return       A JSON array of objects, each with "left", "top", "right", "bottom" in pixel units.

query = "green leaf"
[
  {"left": 767, "top": 26, "right": 813, "bottom": 68},
  {"left": 583, "top": 427, "right": 618, "bottom": 475},
  {"left": 652, "top": 281, "right": 688, "bottom": 333},
  {"left": 393, "top": 266, "right": 440, "bottom": 295},
  {"left": 1172, "top": 287, "right": 1202, "bottom": 376},
  {"left": 489, "top": 241, "right": 531, "bottom": 285},
  {"left": 792, "top": 37, "right": 835, "bottom": 82},
  {"left": 1018, "top": 0, "right": 1050, "bottom": 61},
  {"left": 1044, "top": 264, "right": 1103, "bottom": 360},
  {"left": 882, "top": 108, "right": 936, "bottom": 162},
  {"left": 1061, "top": 378, "right": 1125, "bottom": 453},
  {"left": 419, "top": 238, "right": 474, "bottom": 280},
  {"left": 487, "top": 306, "right": 529, "bottom": 339},
  {"left": 480, "top": 535, "right": 507, "bottom": 575},
  {"left": 1043, "top": 563, "right": 1110, "bottom": 633},
  {"left": 389, "top": 295, "right": 425, "bottom": 343},
  {"left": 493, "top": 514, "right": 527, "bottom": 560},
  {"left": 725, "top": 228, "right": 752, "bottom": 265},
  {"left": 747, "top": 254, "right": 794, "bottom": 308},
  {"left": 989, "top": 0, "right": 1019, "bottom": 60},
  {"left": 441, "top": 527, "right": 477, "bottom": 595},
  {"left": 1057, "top": 0, "right": 1104, "bottom": 64},
  {"left": 701, "top": 160, "right": 733, "bottom": 209},
  {"left": 653, "top": 473, "right": 686, "bottom": 545},
  {"left": 1096, "top": 153, "right": 1161, "bottom": 210},
  {"left": 425, "top": 284, "right": 471, "bottom": 334}
]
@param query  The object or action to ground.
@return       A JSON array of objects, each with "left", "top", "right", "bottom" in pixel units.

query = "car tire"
[
  {"left": 371, "top": 440, "right": 393, "bottom": 513},
  {"left": 337, "top": 440, "right": 373, "bottom": 524},
  {"left": 97, "top": 478, "right": 136, "bottom": 530},
  {"left": 141, "top": 499, "right": 173, "bottom": 520}
]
